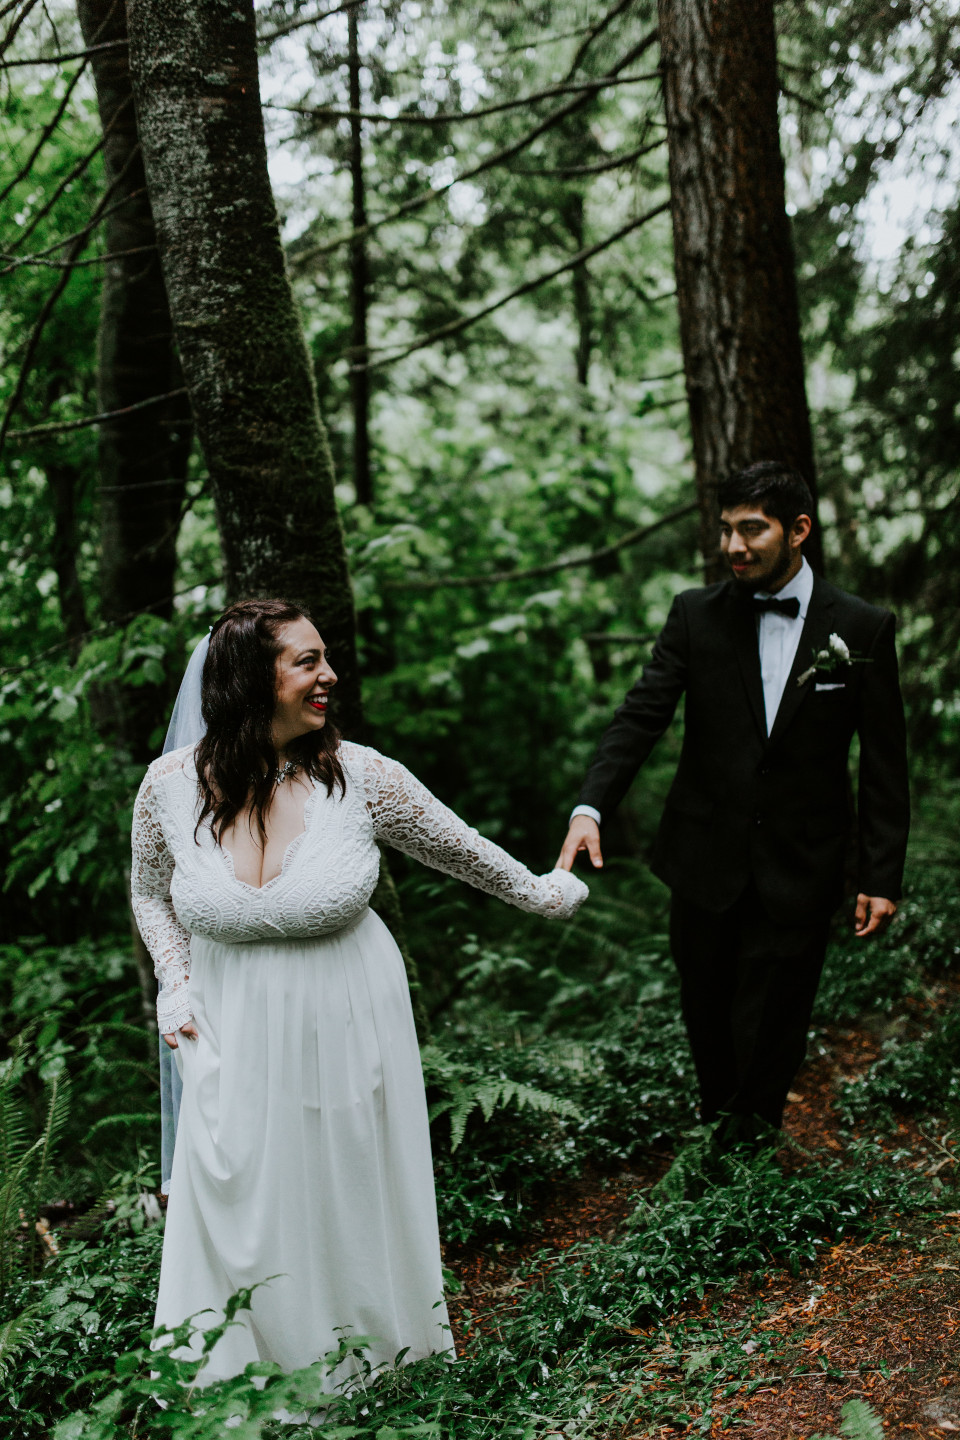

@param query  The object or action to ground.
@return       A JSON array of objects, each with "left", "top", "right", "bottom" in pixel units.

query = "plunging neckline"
[{"left": 217, "top": 783, "right": 321, "bottom": 893}]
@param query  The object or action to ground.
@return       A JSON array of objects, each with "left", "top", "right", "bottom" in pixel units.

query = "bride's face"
[{"left": 272, "top": 617, "right": 338, "bottom": 747}]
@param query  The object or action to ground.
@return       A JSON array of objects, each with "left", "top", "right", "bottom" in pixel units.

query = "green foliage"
[
  {"left": 422, "top": 1044, "right": 582, "bottom": 1153},
  {"left": 0, "top": 1037, "right": 70, "bottom": 1304},
  {"left": 40, "top": 1145, "right": 917, "bottom": 1439},
  {"left": 812, "top": 1398, "right": 886, "bottom": 1440},
  {"left": 838, "top": 1001, "right": 960, "bottom": 1124}
]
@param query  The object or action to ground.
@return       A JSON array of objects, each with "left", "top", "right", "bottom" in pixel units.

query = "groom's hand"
[
  {"left": 557, "top": 816, "right": 603, "bottom": 871},
  {"left": 854, "top": 894, "right": 897, "bottom": 938}
]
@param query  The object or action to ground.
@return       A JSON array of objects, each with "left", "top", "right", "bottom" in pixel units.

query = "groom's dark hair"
[{"left": 718, "top": 461, "right": 815, "bottom": 534}]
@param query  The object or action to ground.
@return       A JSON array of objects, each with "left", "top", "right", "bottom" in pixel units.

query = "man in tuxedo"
[{"left": 558, "top": 461, "right": 909, "bottom": 1143}]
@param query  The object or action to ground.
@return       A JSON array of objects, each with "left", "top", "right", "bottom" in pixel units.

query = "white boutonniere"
[{"left": 797, "top": 632, "right": 868, "bottom": 688}]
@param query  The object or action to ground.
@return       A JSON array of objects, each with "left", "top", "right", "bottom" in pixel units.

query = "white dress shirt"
[
  {"left": 755, "top": 555, "right": 813, "bottom": 734},
  {"left": 571, "top": 557, "right": 814, "bottom": 826}
]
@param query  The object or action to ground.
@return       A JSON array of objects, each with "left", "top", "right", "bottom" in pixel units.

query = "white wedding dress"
[{"left": 131, "top": 740, "right": 587, "bottom": 1389}]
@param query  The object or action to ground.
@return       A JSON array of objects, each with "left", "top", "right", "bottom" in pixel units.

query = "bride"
[{"left": 131, "top": 597, "right": 588, "bottom": 1389}]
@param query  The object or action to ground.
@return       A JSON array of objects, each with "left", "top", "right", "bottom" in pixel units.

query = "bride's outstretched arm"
[
  {"left": 357, "top": 747, "right": 588, "bottom": 919},
  {"left": 131, "top": 771, "right": 194, "bottom": 1034}
]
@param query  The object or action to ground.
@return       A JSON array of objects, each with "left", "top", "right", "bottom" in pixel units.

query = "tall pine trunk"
[
  {"left": 657, "top": 0, "right": 823, "bottom": 579},
  {"left": 126, "top": 0, "right": 362, "bottom": 737},
  {"left": 77, "top": 0, "right": 193, "bottom": 762}
]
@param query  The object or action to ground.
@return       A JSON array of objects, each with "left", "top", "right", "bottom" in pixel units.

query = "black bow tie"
[{"left": 753, "top": 595, "right": 801, "bottom": 619}]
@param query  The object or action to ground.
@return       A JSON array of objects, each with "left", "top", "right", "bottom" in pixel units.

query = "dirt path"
[{"left": 444, "top": 1013, "right": 960, "bottom": 1437}]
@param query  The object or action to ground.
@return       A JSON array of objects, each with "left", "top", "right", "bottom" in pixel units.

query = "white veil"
[
  {"left": 162, "top": 630, "right": 209, "bottom": 755},
  {"left": 159, "top": 631, "right": 209, "bottom": 1192}
]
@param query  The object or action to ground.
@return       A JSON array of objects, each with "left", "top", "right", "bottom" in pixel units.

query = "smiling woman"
[{"left": 129, "top": 597, "right": 588, "bottom": 1397}]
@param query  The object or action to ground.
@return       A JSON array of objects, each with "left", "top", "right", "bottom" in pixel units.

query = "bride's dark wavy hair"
[{"left": 194, "top": 598, "right": 346, "bottom": 845}]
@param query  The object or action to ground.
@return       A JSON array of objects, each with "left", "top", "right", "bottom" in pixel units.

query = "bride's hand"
[{"left": 163, "top": 1022, "right": 199, "bottom": 1050}]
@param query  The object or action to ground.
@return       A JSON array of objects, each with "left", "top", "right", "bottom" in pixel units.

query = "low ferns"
[
  {"left": 421, "top": 1044, "right": 581, "bottom": 1152},
  {"left": 0, "top": 1038, "right": 70, "bottom": 1305}
]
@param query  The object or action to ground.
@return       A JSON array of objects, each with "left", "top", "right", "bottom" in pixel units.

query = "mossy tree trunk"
[
  {"left": 658, "top": 0, "right": 823, "bottom": 580},
  {"left": 77, "top": 0, "right": 194, "bottom": 763},
  {"left": 126, "top": 0, "right": 362, "bottom": 737},
  {"left": 126, "top": 0, "right": 423, "bottom": 1028}
]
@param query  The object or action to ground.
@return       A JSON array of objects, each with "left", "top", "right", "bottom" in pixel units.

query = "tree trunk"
[
  {"left": 77, "top": 0, "right": 194, "bottom": 762},
  {"left": 565, "top": 195, "right": 593, "bottom": 394},
  {"left": 348, "top": 2, "right": 372, "bottom": 509},
  {"left": 126, "top": 0, "right": 363, "bottom": 738},
  {"left": 657, "top": 0, "right": 823, "bottom": 580},
  {"left": 46, "top": 460, "right": 89, "bottom": 659}
]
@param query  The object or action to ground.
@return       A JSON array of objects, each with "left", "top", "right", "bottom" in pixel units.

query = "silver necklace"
[{"left": 274, "top": 760, "right": 298, "bottom": 785}]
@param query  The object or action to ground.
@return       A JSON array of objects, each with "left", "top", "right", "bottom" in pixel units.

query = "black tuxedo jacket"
[{"left": 576, "top": 575, "right": 909, "bottom": 921}]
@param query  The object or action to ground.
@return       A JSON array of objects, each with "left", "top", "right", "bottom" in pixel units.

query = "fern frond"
[
  {"left": 29, "top": 1074, "right": 70, "bottom": 1277},
  {"left": 83, "top": 1112, "right": 158, "bottom": 1141},
  {"left": 0, "top": 1306, "right": 42, "bottom": 1381},
  {"left": 840, "top": 1399, "right": 885, "bottom": 1440},
  {"left": 811, "top": 1399, "right": 886, "bottom": 1440},
  {"left": 437, "top": 1075, "right": 582, "bottom": 1151}
]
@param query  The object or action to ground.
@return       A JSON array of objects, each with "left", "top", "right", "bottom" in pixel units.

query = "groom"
[{"left": 558, "top": 462, "right": 910, "bottom": 1141}]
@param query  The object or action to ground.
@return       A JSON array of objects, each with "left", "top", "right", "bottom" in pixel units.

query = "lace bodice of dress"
[{"left": 131, "top": 741, "right": 588, "bottom": 1032}]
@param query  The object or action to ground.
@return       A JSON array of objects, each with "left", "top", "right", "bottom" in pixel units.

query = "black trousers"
[{"left": 669, "top": 883, "right": 832, "bottom": 1130}]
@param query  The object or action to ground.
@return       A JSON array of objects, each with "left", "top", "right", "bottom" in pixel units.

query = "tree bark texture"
[
  {"left": 126, "top": 0, "right": 362, "bottom": 737},
  {"left": 47, "top": 460, "right": 89, "bottom": 659},
  {"left": 77, "top": 0, "right": 193, "bottom": 760},
  {"left": 657, "top": 0, "right": 823, "bottom": 579},
  {"left": 348, "top": 2, "right": 372, "bottom": 508}
]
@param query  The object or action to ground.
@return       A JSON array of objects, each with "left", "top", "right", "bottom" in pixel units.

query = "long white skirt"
[{"left": 155, "top": 907, "right": 452, "bottom": 1388}]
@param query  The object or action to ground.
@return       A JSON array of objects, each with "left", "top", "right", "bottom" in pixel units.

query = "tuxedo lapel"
[
  {"left": 768, "top": 576, "right": 838, "bottom": 744},
  {"left": 728, "top": 587, "right": 768, "bottom": 741}
]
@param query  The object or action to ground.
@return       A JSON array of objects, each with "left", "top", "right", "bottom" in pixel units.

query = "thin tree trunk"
[
  {"left": 657, "top": 0, "right": 823, "bottom": 580},
  {"left": 46, "top": 460, "right": 89, "bottom": 659},
  {"left": 566, "top": 195, "right": 592, "bottom": 393},
  {"left": 77, "top": 0, "right": 193, "bottom": 762},
  {"left": 348, "top": 2, "right": 372, "bottom": 508},
  {"left": 127, "top": 0, "right": 362, "bottom": 738}
]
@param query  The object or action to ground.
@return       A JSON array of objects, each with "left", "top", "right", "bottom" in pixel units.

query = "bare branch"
[
  {"left": 386, "top": 502, "right": 697, "bottom": 590},
  {"left": 257, "top": 0, "right": 363, "bottom": 44},
  {"left": 2, "top": 242, "right": 155, "bottom": 270},
  {"left": 0, "top": 0, "right": 43, "bottom": 62},
  {"left": 290, "top": 32, "right": 661, "bottom": 269},
  {"left": 292, "top": 67, "right": 660, "bottom": 268},
  {"left": 0, "top": 151, "right": 141, "bottom": 456},
  {"left": 7, "top": 386, "right": 188, "bottom": 440},
  {"left": 358, "top": 200, "right": 670, "bottom": 373},
  {"left": 0, "top": 59, "right": 89, "bottom": 207},
  {"left": 8, "top": 133, "right": 107, "bottom": 252},
  {"left": 512, "top": 135, "right": 665, "bottom": 177},
  {"left": 779, "top": 83, "right": 826, "bottom": 113},
  {"left": 0, "top": 36, "right": 126, "bottom": 68},
  {"left": 492, "top": 22, "right": 594, "bottom": 56},
  {"left": 1, "top": 189, "right": 145, "bottom": 273},
  {"left": 277, "top": 55, "right": 660, "bottom": 128},
  {"left": 564, "top": 0, "right": 637, "bottom": 81}
]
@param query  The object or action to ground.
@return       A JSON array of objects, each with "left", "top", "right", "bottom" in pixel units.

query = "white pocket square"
[{"left": 815, "top": 682, "right": 845, "bottom": 691}]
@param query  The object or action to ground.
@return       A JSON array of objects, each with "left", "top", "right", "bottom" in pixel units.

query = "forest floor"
[{"left": 444, "top": 993, "right": 960, "bottom": 1439}]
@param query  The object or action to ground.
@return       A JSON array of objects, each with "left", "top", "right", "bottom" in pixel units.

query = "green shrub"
[{"left": 838, "top": 1001, "right": 960, "bottom": 1123}]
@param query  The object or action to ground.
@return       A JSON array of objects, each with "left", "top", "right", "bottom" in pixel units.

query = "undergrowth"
[
  {"left": 0, "top": 839, "right": 956, "bottom": 1435},
  {"left": 49, "top": 1144, "right": 918, "bottom": 1438}
]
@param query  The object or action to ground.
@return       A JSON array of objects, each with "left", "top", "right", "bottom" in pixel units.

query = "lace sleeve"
[
  {"left": 131, "top": 770, "right": 193, "bottom": 1034},
  {"left": 358, "top": 748, "right": 588, "bottom": 919}
]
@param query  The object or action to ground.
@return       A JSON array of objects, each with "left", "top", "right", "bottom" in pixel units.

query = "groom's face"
[{"left": 719, "top": 505, "right": 793, "bottom": 591}]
